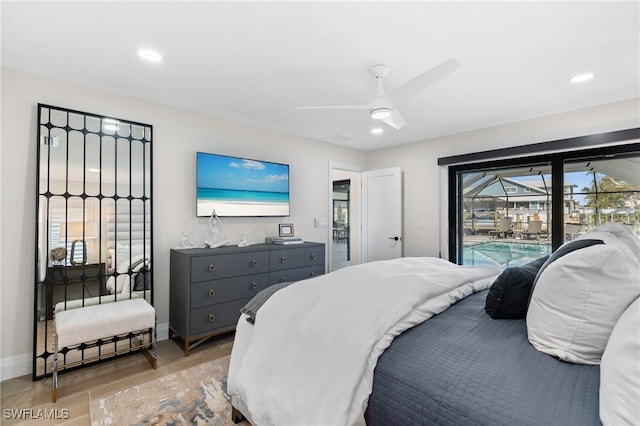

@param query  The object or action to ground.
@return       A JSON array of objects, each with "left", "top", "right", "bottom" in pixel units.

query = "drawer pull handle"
[
  {"left": 279, "top": 277, "right": 286, "bottom": 283},
  {"left": 208, "top": 314, "right": 216, "bottom": 322},
  {"left": 208, "top": 289, "right": 216, "bottom": 298},
  {"left": 250, "top": 259, "right": 258, "bottom": 267},
  {"left": 280, "top": 256, "right": 287, "bottom": 264},
  {"left": 310, "top": 253, "right": 317, "bottom": 261},
  {"left": 208, "top": 264, "right": 216, "bottom": 272},
  {"left": 249, "top": 282, "right": 258, "bottom": 290}
]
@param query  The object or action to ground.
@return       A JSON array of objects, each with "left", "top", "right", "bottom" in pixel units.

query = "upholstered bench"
[{"left": 52, "top": 298, "right": 157, "bottom": 402}]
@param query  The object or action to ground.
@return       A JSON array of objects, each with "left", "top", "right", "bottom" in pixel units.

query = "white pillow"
[
  {"left": 107, "top": 248, "right": 116, "bottom": 269},
  {"left": 115, "top": 253, "right": 148, "bottom": 274},
  {"left": 115, "top": 244, "right": 150, "bottom": 273},
  {"left": 600, "top": 297, "right": 640, "bottom": 426},
  {"left": 584, "top": 222, "right": 640, "bottom": 263},
  {"left": 130, "top": 244, "right": 150, "bottom": 257},
  {"left": 115, "top": 244, "right": 131, "bottom": 272},
  {"left": 527, "top": 224, "right": 640, "bottom": 364},
  {"left": 106, "top": 274, "right": 131, "bottom": 294}
]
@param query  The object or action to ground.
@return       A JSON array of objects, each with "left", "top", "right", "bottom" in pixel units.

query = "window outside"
[
  {"left": 460, "top": 164, "right": 553, "bottom": 267},
  {"left": 457, "top": 152, "right": 640, "bottom": 268},
  {"left": 564, "top": 156, "right": 640, "bottom": 239}
]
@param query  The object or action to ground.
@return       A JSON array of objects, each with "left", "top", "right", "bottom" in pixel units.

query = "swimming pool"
[{"left": 462, "top": 241, "right": 551, "bottom": 267}]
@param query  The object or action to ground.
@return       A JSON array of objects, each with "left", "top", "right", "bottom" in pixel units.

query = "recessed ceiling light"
[
  {"left": 371, "top": 127, "right": 383, "bottom": 135},
  {"left": 370, "top": 108, "right": 391, "bottom": 120},
  {"left": 570, "top": 73, "right": 594, "bottom": 84},
  {"left": 138, "top": 49, "right": 162, "bottom": 63}
]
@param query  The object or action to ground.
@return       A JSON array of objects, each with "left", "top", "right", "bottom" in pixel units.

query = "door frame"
[{"left": 328, "top": 161, "right": 364, "bottom": 272}]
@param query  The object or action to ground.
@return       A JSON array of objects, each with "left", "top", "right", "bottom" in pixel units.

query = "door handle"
[{"left": 388, "top": 236, "right": 400, "bottom": 241}]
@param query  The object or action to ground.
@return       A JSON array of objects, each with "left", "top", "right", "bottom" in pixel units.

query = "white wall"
[
  {"left": 0, "top": 67, "right": 366, "bottom": 380},
  {"left": 365, "top": 98, "right": 640, "bottom": 259}
]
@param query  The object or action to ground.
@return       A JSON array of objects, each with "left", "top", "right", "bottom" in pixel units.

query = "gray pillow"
[{"left": 485, "top": 255, "right": 548, "bottom": 319}]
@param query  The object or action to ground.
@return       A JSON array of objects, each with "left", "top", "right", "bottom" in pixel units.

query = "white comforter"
[{"left": 227, "top": 257, "right": 499, "bottom": 426}]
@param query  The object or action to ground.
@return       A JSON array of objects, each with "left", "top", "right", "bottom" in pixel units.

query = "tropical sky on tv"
[{"left": 197, "top": 153, "right": 289, "bottom": 193}]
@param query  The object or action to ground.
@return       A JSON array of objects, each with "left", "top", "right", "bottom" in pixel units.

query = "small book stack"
[{"left": 271, "top": 236, "right": 304, "bottom": 245}]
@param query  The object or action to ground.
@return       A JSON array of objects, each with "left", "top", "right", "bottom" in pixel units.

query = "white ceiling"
[{"left": 2, "top": 1, "right": 638, "bottom": 151}]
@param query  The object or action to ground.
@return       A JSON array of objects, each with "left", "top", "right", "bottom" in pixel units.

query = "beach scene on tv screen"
[{"left": 197, "top": 153, "right": 290, "bottom": 217}]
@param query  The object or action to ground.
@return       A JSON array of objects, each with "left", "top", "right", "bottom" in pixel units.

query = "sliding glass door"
[
  {"left": 564, "top": 154, "right": 640, "bottom": 237},
  {"left": 448, "top": 142, "right": 640, "bottom": 267},
  {"left": 458, "top": 163, "right": 553, "bottom": 267}
]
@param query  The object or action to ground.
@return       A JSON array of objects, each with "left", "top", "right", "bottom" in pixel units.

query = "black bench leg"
[{"left": 231, "top": 406, "right": 245, "bottom": 424}]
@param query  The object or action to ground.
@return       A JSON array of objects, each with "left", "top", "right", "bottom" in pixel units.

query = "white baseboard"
[
  {"left": 1, "top": 322, "right": 170, "bottom": 382},
  {"left": 156, "top": 321, "right": 170, "bottom": 341},
  {"left": 0, "top": 352, "right": 32, "bottom": 382}
]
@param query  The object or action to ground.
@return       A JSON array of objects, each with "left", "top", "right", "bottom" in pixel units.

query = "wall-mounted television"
[{"left": 196, "top": 152, "right": 290, "bottom": 217}]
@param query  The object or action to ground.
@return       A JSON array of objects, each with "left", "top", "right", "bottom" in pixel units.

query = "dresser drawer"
[
  {"left": 190, "top": 273, "right": 269, "bottom": 309},
  {"left": 191, "top": 251, "right": 269, "bottom": 282},
  {"left": 269, "top": 246, "right": 325, "bottom": 272},
  {"left": 190, "top": 298, "right": 248, "bottom": 336},
  {"left": 269, "top": 265, "right": 325, "bottom": 284}
]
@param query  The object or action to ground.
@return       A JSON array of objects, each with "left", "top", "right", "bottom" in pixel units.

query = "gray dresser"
[{"left": 170, "top": 242, "right": 325, "bottom": 355}]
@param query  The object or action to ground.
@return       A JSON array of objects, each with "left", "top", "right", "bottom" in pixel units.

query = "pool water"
[{"left": 463, "top": 241, "right": 551, "bottom": 267}]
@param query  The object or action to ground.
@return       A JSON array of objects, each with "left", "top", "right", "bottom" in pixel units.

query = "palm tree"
[{"left": 581, "top": 175, "right": 640, "bottom": 225}]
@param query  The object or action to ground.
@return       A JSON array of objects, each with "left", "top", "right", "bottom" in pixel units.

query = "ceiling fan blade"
[
  {"left": 295, "top": 105, "right": 369, "bottom": 110},
  {"left": 387, "top": 58, "right": 461, "bottom": 104},
  {"left": 380, "top": 109, "right": 407, "bottom": 130}
]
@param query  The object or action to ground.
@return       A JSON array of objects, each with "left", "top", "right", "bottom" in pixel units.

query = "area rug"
[{"left": 90, "top": 355, "right": 248, "bottom": 425}]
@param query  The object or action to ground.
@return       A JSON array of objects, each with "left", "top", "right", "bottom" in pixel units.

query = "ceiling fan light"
[
  {"left": 370, "top": 108, "right": 391, "bottom": 120},
  {"left": 570, "top": 72, "right": 594, "bottom": 84},
  {"left": 138, "top": 49, "right": 163, "bottom": 63}
]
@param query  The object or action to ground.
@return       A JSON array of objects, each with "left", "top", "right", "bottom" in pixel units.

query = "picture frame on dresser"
[{"left": 279, "top": 223, "right": 294, "bottom": 237}]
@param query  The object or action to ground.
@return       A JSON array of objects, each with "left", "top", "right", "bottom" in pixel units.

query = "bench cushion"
[{"left": 55, "top": 299, "right": 155, "bottom": 348}]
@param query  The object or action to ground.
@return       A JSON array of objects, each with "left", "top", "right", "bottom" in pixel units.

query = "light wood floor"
[{"left": 0, "top": 333, "right": 235, "bottom": 425}]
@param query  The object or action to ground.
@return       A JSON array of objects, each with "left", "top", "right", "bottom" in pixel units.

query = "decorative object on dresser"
[
  {"left": 238, "top": 225, "right": 254, "bottom": 247},
  {"left": 204, "top": 209, "right": 229, "bottom": 248},
  {"left": 271, "top": 236, "right": 304, "bottom": 245},
  {"left": 179, "top": 232, "right": 195, "bottom": 248},
  {"left": 278, "top": 223, "right": 294, "bottom": 237},
  {"left": 49, "top": 246, "right": 67, "bottom": 265},
  {"left": 170, "top": 242, "right": 325, "bottom": 355}
]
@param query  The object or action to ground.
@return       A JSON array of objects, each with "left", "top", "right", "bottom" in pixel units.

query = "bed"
[
  {"left": 227, "top": 223, "right": 640, "bottom": 426},
  {"left": 365, "top": 290, "right": 600, "bottom": 425},
  {"left": 105, "top": 243, "right": 151, "bottom": 295},
  {"left": 104, "top": 202, "right": 152, "bottom": 296}
]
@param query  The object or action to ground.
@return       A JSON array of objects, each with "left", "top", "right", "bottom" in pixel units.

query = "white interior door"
[{"left": 362, "top": 167, "right": 402, "bottom": 262}]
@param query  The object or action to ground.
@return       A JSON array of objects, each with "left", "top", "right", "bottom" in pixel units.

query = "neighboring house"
[
  {"left": 473, "top": 177, "right": 549, "bottom": 210},
  {"left": 465, "top": 176, "right": 580, "bottom": 217}
]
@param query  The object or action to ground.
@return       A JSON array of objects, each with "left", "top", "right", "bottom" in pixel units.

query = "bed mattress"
[{"left": 365, "top": 290, "right": 601, "bottom": 426}]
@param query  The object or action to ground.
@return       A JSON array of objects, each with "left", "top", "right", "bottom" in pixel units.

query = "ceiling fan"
[{"left": 296, "top": 58, "right": 461, "bottom": 130}]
